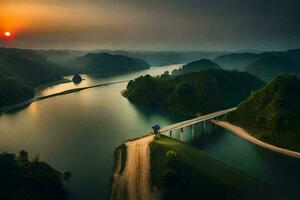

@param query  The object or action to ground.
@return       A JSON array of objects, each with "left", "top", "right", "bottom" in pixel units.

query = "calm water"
[{"left": 0, "top": 64, "right": 299, "bottom": 199}]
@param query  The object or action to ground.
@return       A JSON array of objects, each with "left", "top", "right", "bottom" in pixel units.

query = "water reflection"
[
  {"left": 161, "top": 120, "right": 300, "bottom": 199},
  {"left": 1, "top": 64, "right": 299, "bottom": 199},
  {"left": 36, "top": 64, "right": 182, "bottom": 97}
]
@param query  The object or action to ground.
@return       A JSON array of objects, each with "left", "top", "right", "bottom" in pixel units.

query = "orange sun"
[{"left": 4, "top": 31, "right": 11, "bottom": 37}]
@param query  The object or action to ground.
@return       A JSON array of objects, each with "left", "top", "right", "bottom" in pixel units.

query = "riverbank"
[
  {"left": 0, "top": 80, "right": 129, "bottom": 114},
  {"left": 34, "top": 78, "right": 72, "bottom": 91},
  {"left": 213, "top": 120, "right": 300, "bottom": 159},
  {"left": 149, "top": 135, "right": 278, "bottom": 200},
  {"left": 110, "top": 135, "right": 158, "bottom": 200}
]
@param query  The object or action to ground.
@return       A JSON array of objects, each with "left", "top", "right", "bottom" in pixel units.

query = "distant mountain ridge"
[
  {"left": 227, "top": 75, "right": 300, "bottom": 151},
  {"left": 214, "top": 53, "right": 259, "bottom": 71},
  {"left": 214, "top": 49, "right": 300, "bottom": 81},
  {"left": 68, "top": 53, "right": 150, "bottom": 74},
  {"left": 246, "top": 55, "right": 300, "bottom": 81},
  {"left": 172, "top": 59, "right": 221, "bottom": 75}
]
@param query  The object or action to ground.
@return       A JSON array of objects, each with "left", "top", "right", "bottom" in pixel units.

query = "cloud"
[{"left": 0, "top": 0, "right": 299, "bottom": 50}]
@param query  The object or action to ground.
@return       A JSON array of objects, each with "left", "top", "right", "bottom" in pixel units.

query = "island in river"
[{"left": 0, "top": 48, "right": 150, "bottom": 109}]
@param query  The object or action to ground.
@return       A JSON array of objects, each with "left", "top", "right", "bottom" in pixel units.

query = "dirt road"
[
  {"left": 213, "top": 120, "right": 300, "bottom": 159},
  {"left": 116, "top": 135, "right": 157, "bottom": 200}
]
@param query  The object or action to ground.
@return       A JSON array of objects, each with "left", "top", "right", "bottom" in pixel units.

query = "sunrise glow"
[{"left": 4, "top": 31, "right": 11, "bottom": 37}]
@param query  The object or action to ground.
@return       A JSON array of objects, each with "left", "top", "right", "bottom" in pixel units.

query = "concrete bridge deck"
[{"left": 160, "top": 107, "right": 237, "bottom": 133}]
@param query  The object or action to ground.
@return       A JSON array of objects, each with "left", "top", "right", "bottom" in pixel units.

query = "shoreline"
[
  {"left": 34, "top": 78, "right": 72, "bottom": 91},
  {"left": 213, "top": 120, "right": 300, "bottom": 159},
  {"left": 0, "top": 80, "right": 129, "bottom": 114}
]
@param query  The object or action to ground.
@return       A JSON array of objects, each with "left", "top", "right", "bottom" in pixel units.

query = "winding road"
[{"left": 213, "top": 120, "right": 300, "bottom": 159}]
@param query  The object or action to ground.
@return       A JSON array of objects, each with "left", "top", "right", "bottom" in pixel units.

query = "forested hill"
[
  {"left": 0, "top": 48, "right": 64, "bottom": 108},
  {"left": 124, "top": 69, "right": 265, "bottom": 116},
  {"left": 0, "top": 48, "right": 63, "bottom": 87},
  {"left": 0, "top": 150, "right": 70, "bottom": 200},
  {"left": 69, "top": 53, "right": 150, "bottom": 74},
  {"left": 172, "top": 59, "right": 220, "bottom": 75},
  {"left": 0, "top": 75, "right": 34, "bottom": 108},
  {"left": 227, "top": 75, "right": 300, "bottom": 152}
]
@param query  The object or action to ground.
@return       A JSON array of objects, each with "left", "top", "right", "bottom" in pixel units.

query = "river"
[{"left": 0, "top": 64, "right": 299, "bottom": 199}]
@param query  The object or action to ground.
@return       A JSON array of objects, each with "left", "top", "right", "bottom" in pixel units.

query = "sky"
[{"left": 0, "top": 0, "right": 300, "bottom": 51}]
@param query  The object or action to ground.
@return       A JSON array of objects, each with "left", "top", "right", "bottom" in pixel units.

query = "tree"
[{"left": 17, "top": 150, "right": 29, "bottom": 165}]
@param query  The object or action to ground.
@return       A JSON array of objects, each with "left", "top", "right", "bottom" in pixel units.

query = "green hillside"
[
  {"left": 172, "top": 59, "right": 221, "bottom": 75},
  {"left": 0, "top": 48, "right": 63, "bottom": 87},
  {"left": 0, "top": 150, "right": 70, "bottom": 200},
  {"left": 124, "top": 69, "right": 264, "bottom": 116},
  {"left": 246, "top": 55, "right": 300, "bottom": 82},
  {"left": 0, "top": 75, "right": 34, "bottom": 108},
  {"left": 70, "top": 53, "right": 150, "bottom": 74},
  {"left": 150, "top": 136, "right": 278, "bottom": 200},
  {"left": 0, "top": 48, "right": 65, "bottom": 108},
  {"left": 227, "top": 75, "right": 300, "bottom": 151}
]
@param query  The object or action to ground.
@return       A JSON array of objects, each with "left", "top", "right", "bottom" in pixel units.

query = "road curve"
[
  {"left": 213, "top": 120, "right": 300, "bottom": 159},
  {"left": 117, "top": 135, "right": 158, "bottom": 200}
]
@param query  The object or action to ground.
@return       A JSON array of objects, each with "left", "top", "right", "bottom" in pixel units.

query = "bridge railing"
[{"left": 159, "top": 107, "right": 237, "bottom": 133}]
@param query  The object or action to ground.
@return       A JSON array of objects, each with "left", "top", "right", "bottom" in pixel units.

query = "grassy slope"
[
  {"left": 125, "top": 69, "right": 265, "bottom": 116},
  {"left": 150, "top": 136, "right": 278, "bottom": 200},
  {"left": 227, "top": 75, "right": 300, "bottom": 152}
]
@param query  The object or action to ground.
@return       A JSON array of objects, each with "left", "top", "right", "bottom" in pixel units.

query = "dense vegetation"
[
  {"left": 124, "top": 69, "right": 264, "bottom": 116},
  {"left": 0, "top": 48, "right": 64, "bottom": 108},
  {"left": 0, "top": 150, "right": 70, "bottom": 200},
  {"left": 227, "top": 75, "right": 300, "bottom": 151},
  {"left": 171, "top": 59, "right": 220, "bottom": 75},
  {"left": 214, "top": 53, "right": 259, "bottom": 71},
  {"left": 69, "top": 53, "right": 150, "bottom": 74},
  {"left": 150, "top": 136, "right": 277, "bottom": 200},
  {"left": 0, "top": 48, "right": 63, "bottom": 87},
  {"left": 0, "top": 75, "right": 34, "bottom": 108},
  {"left": 246, "top": 55, "right": 300, "bottom": 81},
  {"left": 72, "top": 74, "right": 82, "bottom": 84}
]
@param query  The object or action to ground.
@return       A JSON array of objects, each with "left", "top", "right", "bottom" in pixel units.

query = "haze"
[{"left": 0, "top": 0, "right": 300, "bottom": 51}]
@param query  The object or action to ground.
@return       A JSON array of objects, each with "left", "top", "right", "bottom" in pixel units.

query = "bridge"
[{"left": 154, "top": 107, "right": 237, "bottom": 140}]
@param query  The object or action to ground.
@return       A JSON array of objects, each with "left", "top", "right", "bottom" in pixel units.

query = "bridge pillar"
[
  {"left": 203, "top": 120, "right": 206, "bottom": 133},
  {"left": 191, "top": 125, "right": 195, "bottom": 138},
  {"left": 169, "top": 131, "right": 172, "bottom": 138},
  {"left": 180, "top": 128, "right": 183, "bottom": 141}
]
